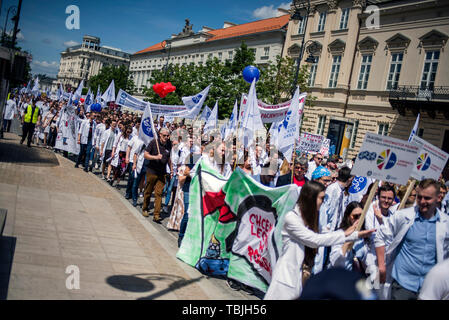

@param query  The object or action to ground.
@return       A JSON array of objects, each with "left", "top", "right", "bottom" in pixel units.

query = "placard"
[
  {"left": 351, "top": 133, "right": 419, "bottom": 185},
  {"left": 297, "top": 132, "right": 325, "bottom": 154},
  {"left": 411, "top": 136, "right": 449, "bottom": 181}
]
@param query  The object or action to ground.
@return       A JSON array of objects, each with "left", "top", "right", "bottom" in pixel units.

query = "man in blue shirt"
[{"left": 375, "top": 179, "right": 449, "bottom": 300}]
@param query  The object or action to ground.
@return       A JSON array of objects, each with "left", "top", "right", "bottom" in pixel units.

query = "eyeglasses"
[{"left": 161, "top": 134, "right": 170, "bottom": 137}]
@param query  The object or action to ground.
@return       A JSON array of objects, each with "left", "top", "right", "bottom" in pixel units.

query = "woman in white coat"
[{"left": 264, "top": 181, "right": 375, "bottom": 300}]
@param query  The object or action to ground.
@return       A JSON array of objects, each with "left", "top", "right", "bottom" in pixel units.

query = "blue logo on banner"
[
  {"left": 349, "top": 176, "right": 368, "bottom": 194},
  {"left": 192, "top": 94, "right": 202, "bottom": 104},
  {"left": 142, "top": 117, "right": 154, "bottom": 138},
  {"left": 121, "top": 92, "right": 127, "bottom": 99},
  {"left": 282, "top": 110, "right": 292, "bottom": 129}
]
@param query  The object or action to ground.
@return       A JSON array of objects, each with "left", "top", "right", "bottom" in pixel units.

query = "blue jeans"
[
  {"left": 132, "top": 167, "right": 146, "bottom": 203},
  {"left": 85, "top": 141, "right": 95, "bottom": 169},
  {"left": 164, "top": 175, "right": 177, "bottom": 207},
  {"left": 178, "top": 191, "right": 189, "bottom": 247},
  {"left": 126, "top": 163, "right": 134, "bottom": 198}
]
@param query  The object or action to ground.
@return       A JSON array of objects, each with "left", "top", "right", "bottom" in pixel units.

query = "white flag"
[
  {"left": 73, "top": 79, "right": 84, "bottom": 100},
  {"left": 138, "top": 102, "right": 157, "bottom": 147},
  {"left": 224, "top": 100, "right": 238, "bottom": 140},
  {"left": 95, "top": 85, "right": 102, "bottom": 103},
  {"left": 240, "top": 79, "right": 265, "bottom": 149},
  {"left": 101, "top": 80, "right": 116, "bottom": 103},
  {"left": 203, "top": 101, "right": 218, "bottom": 134},
  {"left": 199, "top": 105, "right": 212, "bottom": 122},
  {"left": 278, "top": 87, "right": 307, "bottom": 161},
  {"left": 57, "top": 83, "right": 64, "bottom": 101},
  {"left": 182, "top": 85, "right": 211, "bottom": 117},
  {"left": 408, "top": 113, "right": 420, "bottom": 142}
]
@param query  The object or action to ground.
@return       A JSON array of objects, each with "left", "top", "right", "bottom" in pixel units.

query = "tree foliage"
[
  {"left": 141, "top": 42, "right": 311, "bottom": 119},
  {"left": 88, "top": 64, "right": 135, "bottom": 95}
]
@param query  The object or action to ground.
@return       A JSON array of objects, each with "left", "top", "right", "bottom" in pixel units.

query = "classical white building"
[
  {"left": 130, "top": 11, "right": 290, "bottom": 97},
  {"left": 53, "top": 35, "right": 131, "bottom": 91}
]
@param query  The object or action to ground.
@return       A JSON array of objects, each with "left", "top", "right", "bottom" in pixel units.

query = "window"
[
  {"left": 350, "top": 120, "right": 359, "bottom": 148},
  {"left": 386, "top": 53, "right": 403, "bottom": 90},
  {"left": 228, "top": 51, "right": 233, "bottom": 60},
  {"left": 250, "top": 48, "right": 256, "bottom": 56},
  {"left": 298, "top": 17, "right": 306, "bottom": 34},
  {"left": 308, "top": 56, "right": 319, "bottom": 87},
  {"left": 317, "top": 12, "right": 327, "bottom": 32},
  {"left": 208, "top": 53, "right": 213, "bottom": 59},
  {"left": 339, "top": 8, "right": 350, "bottom": 29},
  {"left": 357, "top": 54, "right": 372, "bottom": 90},
  {"left": 328, "top": 55, "right": 341, "bottom": 88},
  {"left": 317, "top": 115, "right": 326, "bottom": 135},
  {"left": 218, "top": 52, "right": 222, "bottom": 60},
  {"left": 264, "top": 47, "right": 270, "bottom": 57},
  {"left": 420, "top": 50, "right": 439, "bottom": 90},
  {"left": 418, "top": 128, "right": 424, "bottom": 138},
  {"left": 378, "top": 123, "right": 389, "bottom": 136}
]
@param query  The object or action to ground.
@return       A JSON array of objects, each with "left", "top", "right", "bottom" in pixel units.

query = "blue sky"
[{"left": 0, "top": 0, "right": 291, "bottom": 77}]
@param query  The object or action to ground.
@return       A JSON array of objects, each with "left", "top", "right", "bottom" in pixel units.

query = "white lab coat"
[
  {"left": 3, "top": 99, "right": 16, "bottom": 120},
  {"left": 93, "top": 123, "right": 105, "bottom": 148},
  {"left": 374, "top": 206, "right": 449, "bottom": 300},
  {"left": 100, "top": 128, "right": 116, "bottom": 160},
  {"left": 264, "top": 205, "right": 357, "bottom": 300},
  {"left": 78, "top": 120, "right": 96, "bottom": 145}
]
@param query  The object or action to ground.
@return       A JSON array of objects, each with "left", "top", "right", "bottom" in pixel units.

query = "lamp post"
[
  {"left": 162, "top": 40, "right": 172, "bottom": 82},
  {"left": 290, "top": 0, "right": 314, "bottom": 97},
  {"left": 1, "top": 6, "right": 17, "bottom": 46}
]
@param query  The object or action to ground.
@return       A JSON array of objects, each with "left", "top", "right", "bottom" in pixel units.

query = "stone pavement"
[{"left": 0, "top": 130, "right": 258, "bottom": 300}]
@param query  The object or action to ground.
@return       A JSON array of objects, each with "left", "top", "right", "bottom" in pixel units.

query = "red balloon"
[
  {"left": 80, "top": 98, "right": 85, "bottom": 103},
  {"left": 153, "top": 82, "right": 175, "bottom": 98}
]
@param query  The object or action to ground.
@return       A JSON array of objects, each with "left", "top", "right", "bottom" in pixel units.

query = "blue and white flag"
[
  {"left": 101, "top": 80, "right": 115, "bottom": 103},
  {"left": 57, "top": 83, "right": 64, "bottom": 101},
  {"left": 278, "top": 87, "right": 307, "bottom": 161},
  {"left": 139, "top": 102, "right": 157, "bottom": 147},
  {"left": 182, "top": 85, "right": 211, "bottom": 114},
  {"left": 224, "top": 100, "right": 238, "bottom": 140},
  {"left": 203, "top": 101, "right": 218, "bottom": 135},
  {"left": 348, "top": 176, "right": 374, "bottom": 203},
  {"left": 408, "top": 113, "right": 420, "bottom": 143},
  {"left": 31, "top": 77, "right": 40, "bottom": 96},
  {"left": 95, "top": 85, "right": 102, "bottom": 103},
  {"left": 199, "top": 105, "right": 212, "bottom": 122},
  {"left": 239, "top": 79, "right": 265, "bottom": 149},
  {"left": 115, "top": 88, "right": 147, "bottom": 111},
  {"left": 73, "top": 79, "right": 84, "bottom": 100}
]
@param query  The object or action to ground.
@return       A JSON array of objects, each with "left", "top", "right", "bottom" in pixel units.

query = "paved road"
[{"left": 0, "top": 127, "right": 258, "bottom": 300}]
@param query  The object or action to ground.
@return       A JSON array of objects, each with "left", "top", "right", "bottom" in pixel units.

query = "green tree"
[{"left": 88, "top": 65, "right": 135, "bottom": 95}]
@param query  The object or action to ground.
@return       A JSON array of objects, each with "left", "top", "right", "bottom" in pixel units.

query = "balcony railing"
[{"left": 389, "top": 85, "right": 449, "bottom": 101}]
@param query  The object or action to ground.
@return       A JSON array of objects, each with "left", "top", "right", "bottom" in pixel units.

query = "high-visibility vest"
[{"left": 23, "top": 105, "right": 39, "bottom": 124}]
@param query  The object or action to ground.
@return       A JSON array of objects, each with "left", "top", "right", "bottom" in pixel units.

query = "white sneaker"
[{"left": 139, "top": 192, "right": 144, "bottom": 198}]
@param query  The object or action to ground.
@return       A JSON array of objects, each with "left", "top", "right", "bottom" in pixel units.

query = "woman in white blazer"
[{"left": 264, "top": 181, "right": 375, "bottom": 300}]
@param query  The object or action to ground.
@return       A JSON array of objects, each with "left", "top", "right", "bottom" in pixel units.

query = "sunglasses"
[{"left": 161, "top": 134, "right": 170, "bottom": 137}]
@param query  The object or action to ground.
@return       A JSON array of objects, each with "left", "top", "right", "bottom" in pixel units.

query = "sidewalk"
[{"left": 0, "top": 131, "right": 257, "bottom": 300}]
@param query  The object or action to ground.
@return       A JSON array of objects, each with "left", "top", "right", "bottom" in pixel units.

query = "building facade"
[
  {"left": 53, "top": 35, "right": 131, "bottom": 91},
  {"left": 130, "top": 12, "right": 290, "bottom": 97},
  {"left": 283, "top": 0, "right": 449, "bottom": 162}
]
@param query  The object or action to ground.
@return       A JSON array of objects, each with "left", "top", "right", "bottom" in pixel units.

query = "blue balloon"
[
  {"left": 242, "top": 65, "right": 260, "bottom": 83},
  {"left": 91, "top": 103, "right": 102, "bottom": 112},
  {"left": 73, "top": 100, "right": 79, "bottom": 106}
]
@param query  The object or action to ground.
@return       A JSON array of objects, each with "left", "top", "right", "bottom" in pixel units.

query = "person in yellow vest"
[{"left": 20, "top": 98, "right": 42, "bottom": 147}]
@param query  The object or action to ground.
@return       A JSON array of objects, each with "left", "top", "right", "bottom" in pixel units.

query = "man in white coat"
[
  {"left": 3, "top": 94, "right": 17, "bottom": 132},
  {"left": 75, "top": 112, "right": 96, "bottom": 172},
  {"left": 375, "top": 179, "right": 449, "bottom": 300}
]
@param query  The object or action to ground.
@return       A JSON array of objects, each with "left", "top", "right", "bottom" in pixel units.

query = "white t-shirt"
[
  {"left": 419, "top": 259, "right": 449, "bottom": 300},
  {"left": 127, "top": 135, "right": 140, "bottom": 163}
]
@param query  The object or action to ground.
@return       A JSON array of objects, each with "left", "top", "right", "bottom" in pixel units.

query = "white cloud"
[
  {"left": 63, "top": 40, "right": 79, "bottom": 47},
  {"left": 30, "top": 60, "right": 59, "bottom": 77},
  {"left": 253, "top": 2, "right": 291, "bottom": 19}
]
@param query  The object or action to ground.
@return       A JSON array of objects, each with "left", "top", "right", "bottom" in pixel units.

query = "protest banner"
[
  {"left": 297, "top": 132, "right": 325, "bottom": 154},
  {"left": 397, "top": 136, "right": 449, "bottom": 210},
  {"left": 177, "top": 160, "right": 298, "bottom": 292},
  {"left": 351, "top": 133, "right": 420, "bottom": 186},
  {"left": 241, "top": 94, "right": 306, "bottom": 124},
  {"left": 319, "top": 139, "right": 331, "bottom": 157},
  {"left": 410, "top": 136, "right": 449, "bottom": 181},
  {"left": 115, "top": 89, "right": 147, "bottom": 112},
  {"left": 55, "top": 106, "right": 80, "bottom": 155}
]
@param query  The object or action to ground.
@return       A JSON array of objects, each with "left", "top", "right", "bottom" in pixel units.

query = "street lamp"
[
  {"left": 290, "top": 0, "right": 315, "bottom": 96},
  {"left": 161, "top": 40, "right": 172, "bottom": 81},
  {"left": 1, "top": 6, "right": 17, "bottom": 46}
]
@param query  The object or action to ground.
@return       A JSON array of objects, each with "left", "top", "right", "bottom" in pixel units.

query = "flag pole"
[
  {"left": 291, "top": 141, "right": 297, "bottom": 184},
  {"left": 343, "top": 179, "right": 379, "bottom": 254},
  {"left": 398, "top": 179, "right": 416, "bottom": 211}
]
